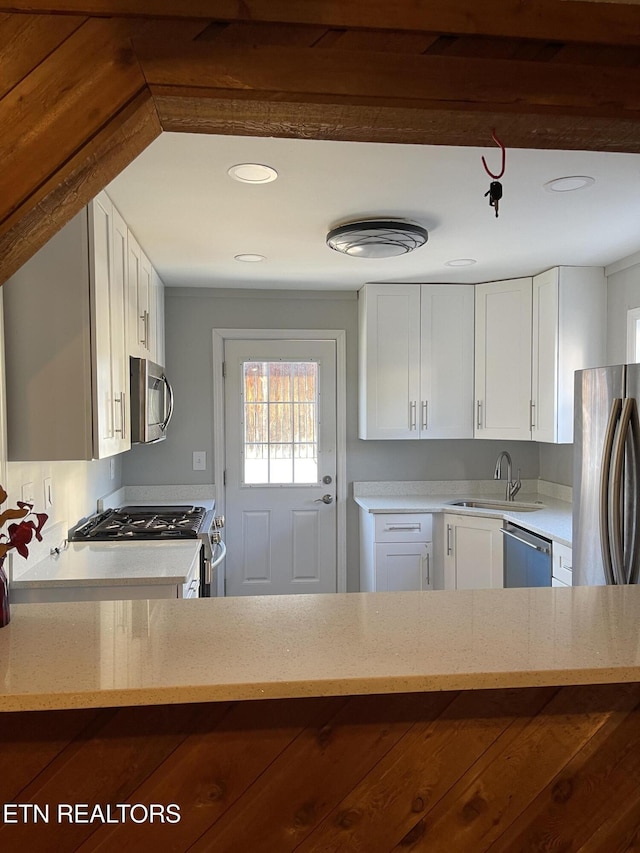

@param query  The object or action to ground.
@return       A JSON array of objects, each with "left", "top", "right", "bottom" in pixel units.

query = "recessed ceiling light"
[
  {"left": 544, "top": 175, "right": 595, "bottom": 193},
  {"left": 445, "top": 258, "right": 477, "bottom": 267},
  {"left": 227, "top": 163, "right": 278, "bottom": 184},
  {"left": 234, "top": 253, "right": 266, "bottom": 263}
]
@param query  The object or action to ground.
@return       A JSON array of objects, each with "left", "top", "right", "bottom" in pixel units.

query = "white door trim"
[{"left": 212, "top": 328, "right": 347, "bottom": 594}]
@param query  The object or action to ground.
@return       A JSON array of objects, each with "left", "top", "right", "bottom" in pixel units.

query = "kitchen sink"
[{"left": 448, "top": 499, "right": 545, "bottom": 512}]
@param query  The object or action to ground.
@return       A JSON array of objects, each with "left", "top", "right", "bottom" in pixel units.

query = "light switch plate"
[
  {"left": 193, "top": 451, "right": 206, "bottom": 471},
  {"left": 21, "top": 482, "right": 35, "bottom": 505}
]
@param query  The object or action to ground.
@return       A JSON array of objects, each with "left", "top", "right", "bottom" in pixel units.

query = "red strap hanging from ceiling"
[{"left": 481, "top": 129, "right": 506, "bottom": 179}]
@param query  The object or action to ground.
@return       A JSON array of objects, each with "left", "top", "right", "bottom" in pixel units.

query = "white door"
[{"left": 224, "top": 339, "right": 337, "bottom": 596}]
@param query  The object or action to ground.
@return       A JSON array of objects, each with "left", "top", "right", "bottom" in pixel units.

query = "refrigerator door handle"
[
  {"left": 600, "top": 398, "right": 623, "bottom": 585},
  {"left": 626, "top": 400, "right": 640, "bottom": 584},
  {"left": 611, "top": 398, "right": 634, "bottom": 585}
]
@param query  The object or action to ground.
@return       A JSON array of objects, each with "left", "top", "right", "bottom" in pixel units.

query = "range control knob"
[
  {"left": 211, "top": 531, "right": 222, "bottom": 544},
  {"left": 214, "top": 515, "right": 225, "bottom": 529}
]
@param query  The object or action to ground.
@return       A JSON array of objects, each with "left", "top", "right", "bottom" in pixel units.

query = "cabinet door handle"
[
  {"left": 114, "top": 393, "right": 122, "bottom": 435},
  {"left": 114, "top": 392, "right": 126, "bottom": 437},
  {"left": 409, "top": 400, "right": 417, "bottom": 430},
  {"left": 446, "top": 524, "right": 453, "bottom": 556},
  {"left": 422, "top": 400, "right": 428, "bottom": 431},
  {"left": 140, "top": 310, "right": 149, "bottom": 348},
  {"left": 476, "top": 400, "right": 483, "bottom": 429},
  {"left": 425, "top": 550, "right": 431, "bottom": 587},
  {"left": 530, "top": 400, "right": 536, "bottom": 430}
]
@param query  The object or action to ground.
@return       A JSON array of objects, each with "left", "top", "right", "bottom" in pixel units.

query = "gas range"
[
  {"left": 69, "top": 505, "right": 225, "bottom": 597},
  {"left": 70, "top": 505, "right": 209, "bottom": 541}
]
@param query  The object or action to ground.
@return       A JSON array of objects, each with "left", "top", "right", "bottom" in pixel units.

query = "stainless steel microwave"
[{"left": 130, "top": 357, "right": 174, "bottom": 443}]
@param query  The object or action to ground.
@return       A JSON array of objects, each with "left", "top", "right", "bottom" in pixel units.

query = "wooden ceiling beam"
[
  {"left": 136, "top": 41, "right": 640, "bottom": 120},
  {"left": 154, "top": 91, "right": 640, "bottom": 153},
  {"left": 1, "top": 0, "right": 640, "bottom": 48},
  {"left": 0, "top": 91, "right": 160, "bottom": 285},
  {"left": 0, "top": 17, "right": 163, "bottom": 284}
]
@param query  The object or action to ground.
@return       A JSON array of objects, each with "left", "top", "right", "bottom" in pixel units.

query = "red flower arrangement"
[{"left": 0, "top": 485, "right": 48, "bottom": 627}]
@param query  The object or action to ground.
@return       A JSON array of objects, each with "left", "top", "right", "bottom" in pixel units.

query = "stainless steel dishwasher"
[{"left": 502, "top": 521, "right": 552, "bottom": 588}]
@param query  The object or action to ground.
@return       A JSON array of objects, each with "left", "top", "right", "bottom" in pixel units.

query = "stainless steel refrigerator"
[{"left": 574, "top": 365, "right": 640, "bottom": 585}]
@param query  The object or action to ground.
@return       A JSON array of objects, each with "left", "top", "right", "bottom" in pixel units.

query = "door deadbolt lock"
[
  {"left": 314, "top": 494, "right": 334, "bottom": 504},
  {"left": 322, "top": 475, "right": 333, "bottom": 484}
]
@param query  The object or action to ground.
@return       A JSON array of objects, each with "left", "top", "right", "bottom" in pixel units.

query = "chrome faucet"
[{"left": 494, "top": 450, "right": 521, "bottom": 501}]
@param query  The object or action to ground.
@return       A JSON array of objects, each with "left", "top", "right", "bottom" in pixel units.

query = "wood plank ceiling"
[{"left": 2, "top": 1, "right": 640, "bottom": 283}]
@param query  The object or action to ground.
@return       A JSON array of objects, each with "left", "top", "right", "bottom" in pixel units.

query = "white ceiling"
[{"left": 106, "top": 132, "right": 640, "bottom": 290}]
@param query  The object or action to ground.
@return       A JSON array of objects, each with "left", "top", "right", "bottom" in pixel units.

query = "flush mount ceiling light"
[
  {"left": 544, "top": 175, "right": 595, "bottom": 193},
  {"left": 227, "top": 163, "right": 278, "bottom": 184},
  {"left": 445, "top": 258, "right": 477, "bottom": 267},
  {"left": 326, "top": 220, "right": 428, "bottom": 258},
  {"left": 234, "top": 253, "right": 266, "bottom": 263}
]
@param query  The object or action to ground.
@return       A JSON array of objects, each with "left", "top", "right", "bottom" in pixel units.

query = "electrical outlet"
[
  {"left": 21, "top": 482, "right": 35, "bottom": 505},
  {"left": 193, "top": 451, "right": 206, "bottom": 471},
  {"left": 109, "top": 458, "right": 116, "bottom": 480},
  {"left": 43, "top": 477, "right": 53, "bottom": 510}
]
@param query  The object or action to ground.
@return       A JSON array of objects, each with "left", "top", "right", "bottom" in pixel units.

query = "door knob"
[{"left": 314, "top": 494, "right": 334, "bottom": 504}]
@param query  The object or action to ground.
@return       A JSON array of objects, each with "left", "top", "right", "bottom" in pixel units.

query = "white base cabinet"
[
  {"left": 440, "top": 513, "right": 504, "bottom": 590},
  {"left": 360, "top": 512, "right": 433, "bottom": 592},
  {"left": 552, "top": 541, "right": 573, "bottom": 587}
]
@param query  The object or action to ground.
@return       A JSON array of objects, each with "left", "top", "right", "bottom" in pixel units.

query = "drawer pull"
[{"left": 386, "top": 524, "right": 421, "bottom": 531}]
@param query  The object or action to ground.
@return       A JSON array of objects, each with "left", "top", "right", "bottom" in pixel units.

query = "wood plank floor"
[{"left": 2, "top": 684, "right": 640, "bottom": 851}]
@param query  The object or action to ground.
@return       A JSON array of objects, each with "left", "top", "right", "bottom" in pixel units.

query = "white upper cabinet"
[
  {"left": 3, "top": 193, "right": 131, "bottom": 460},
  {"left": 359, "top": 283, "right": 474, "bottom": 439},
  {"left": 474, "top": 278, "right": 533, "bottom": 441},
  {"left": 90, "top": 195, "right": 130, "bottom": 457},
  {"left": 531, "top": 267, "right": 606, "bottom": 443},
  {"left": 420, "top": 285, "right": 474, "bottom": 439},
  {"left": 359, "top": 284, "right": 421, "bottom": 439},
  {"left": 127, "top": 232, "right": 152, "bottom": 360},
  {"left": 150, "top": 267, "right": 166, "bottom": 367},
  {"left": 126, "top": 230, "right": 165, "bottom": 366}
]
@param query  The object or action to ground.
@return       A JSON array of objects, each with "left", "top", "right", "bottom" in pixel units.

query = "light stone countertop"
[
  {"left": 1, "top": 585, "right": 640, "bottom": 712},
  {"left": 354, "top": 491, "right": 572, "bottom": 546},
  {"left": 10, "top": 540, "right": 202, "bottom": 589}
]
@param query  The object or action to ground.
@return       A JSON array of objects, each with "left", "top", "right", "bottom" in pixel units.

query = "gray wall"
[
  {"left": 538, "top": 443, "right": 573, "bottom": 487},
  {"left": 123, "top": 287, "right": 540, "bottom": 589},
  {"left": 607, "top": 259, "right": 640, "bottom": 365}
]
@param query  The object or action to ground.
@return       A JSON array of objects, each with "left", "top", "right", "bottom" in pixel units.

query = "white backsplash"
[{"left": 353, "top": 478, "right": 572, "bottom": 503}]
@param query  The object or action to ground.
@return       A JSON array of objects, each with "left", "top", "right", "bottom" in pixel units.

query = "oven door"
[{"left": 200, "top": 536, "right": 226, "bottom": 597}]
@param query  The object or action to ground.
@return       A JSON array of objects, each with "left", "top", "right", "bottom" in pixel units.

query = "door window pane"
[{"left": 242, "top": 361, "right": 318, "bottom": 484}]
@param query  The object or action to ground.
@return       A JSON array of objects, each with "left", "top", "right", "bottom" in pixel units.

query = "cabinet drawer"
[{"left": 374, "top": 513, "right": 432, "bottom": 542}]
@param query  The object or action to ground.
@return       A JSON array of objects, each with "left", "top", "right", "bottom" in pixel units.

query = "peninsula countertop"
[{"left": 2, "top": 584, "right": 639, "bottom": 712}]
